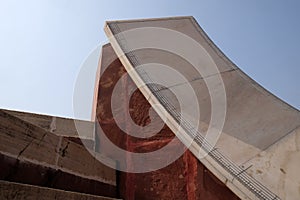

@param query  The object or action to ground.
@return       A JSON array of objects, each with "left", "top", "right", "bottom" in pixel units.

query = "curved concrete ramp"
[{"left": 104, "top": 16, "right": 300, "bottom": 200}]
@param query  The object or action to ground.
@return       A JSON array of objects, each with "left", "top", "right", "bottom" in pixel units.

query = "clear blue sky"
[{"left": 0, "top": 0, "right": 299, "bottom": 120}]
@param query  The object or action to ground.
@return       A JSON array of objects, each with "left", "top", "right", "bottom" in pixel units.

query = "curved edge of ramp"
[{"left": 104, "top": 16, "right": 299, "bottom": 200}]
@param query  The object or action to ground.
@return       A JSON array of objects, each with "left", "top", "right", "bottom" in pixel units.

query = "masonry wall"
[{"left": 0, "top": 110, "right": 117, "bottom": 198}]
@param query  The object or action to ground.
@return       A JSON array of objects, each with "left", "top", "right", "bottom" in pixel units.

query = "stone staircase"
[
  {"left": 0, "top": 180, "right": 117, "bottom": 200},
  {"left": 0, "top": 109, "right": 120, "bottom": 200}
]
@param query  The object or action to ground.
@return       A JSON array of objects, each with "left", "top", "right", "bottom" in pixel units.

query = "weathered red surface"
[{"left": 96, "top": 44, "right": 240, "bottom": 200}]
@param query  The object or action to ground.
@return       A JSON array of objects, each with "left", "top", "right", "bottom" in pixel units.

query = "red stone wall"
[{"left": 96, "top": 44, "right": 240, "bottom": 200}]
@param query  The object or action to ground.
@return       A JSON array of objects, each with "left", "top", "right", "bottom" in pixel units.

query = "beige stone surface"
[
  {"left": 0, "top": 180, "right": 120, "bottom": 200},
  {"left": 243, "top": 126, "right": 300, "bottom": 200},
  {"left": 0, "top": 110, "right": 116, "bottom": 186},
  {"left": 3, "top": 109, "right": 95, "bottom": 140},
  {"left": 104, "top": 16, "right": 300, "bottom": 200}
]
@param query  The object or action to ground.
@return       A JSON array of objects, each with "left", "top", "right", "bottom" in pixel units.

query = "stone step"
[
  {"left": 0, "top": 180, "right": 121, "bottom": 200},
  {"left": 0, "top": 110, "right": 117, "bottom": 198},
  {"left": 2, "top": 109, "right": 95, "bottom": 150}
]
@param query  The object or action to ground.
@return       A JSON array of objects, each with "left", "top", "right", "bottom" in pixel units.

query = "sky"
[{"left": 0, "top": 0, "right": 299, "bottom": 120}]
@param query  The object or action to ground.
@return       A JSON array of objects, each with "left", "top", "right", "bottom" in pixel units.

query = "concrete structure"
[
  {"left": 1, "top": 16, "right": 299, "bottom": 200},
  {"left": 103, "top": 16, "right": 300, "bottom": 200}
]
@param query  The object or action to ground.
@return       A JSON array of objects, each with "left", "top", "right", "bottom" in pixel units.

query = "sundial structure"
[{"left": 0, "top": 16, "right": 299, "bottom": 200}]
